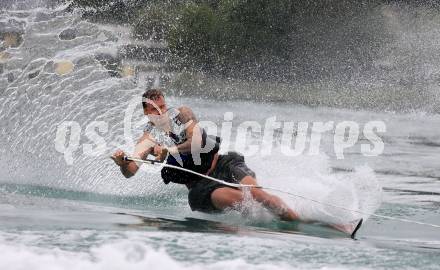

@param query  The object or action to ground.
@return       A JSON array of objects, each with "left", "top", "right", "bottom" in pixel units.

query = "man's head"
[
  {"left": 142, "top": 89, "right": 171, "bottom": 130},
  {"left": 142, "top": 89, "right": 167, "bottom": 116}
]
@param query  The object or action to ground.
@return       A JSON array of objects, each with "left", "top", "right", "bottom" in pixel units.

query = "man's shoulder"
[
  {"left": 176, "top": 106, "right": 197, "bottom": 124},
  {"left": 177, "top": 106, "right": 193, "bottom": 114}
]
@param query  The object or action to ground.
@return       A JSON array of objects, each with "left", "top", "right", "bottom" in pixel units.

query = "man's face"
[
  {"left": 143, "top": 96, "right": 167, "bottom": 116},
  {"left": 144, "top": 96, "right": 170, "bottom": 131}
]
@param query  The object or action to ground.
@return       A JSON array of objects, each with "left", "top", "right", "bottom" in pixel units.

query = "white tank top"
[{"left": 143, "top": 107, "right": 187, "bottom": 147}]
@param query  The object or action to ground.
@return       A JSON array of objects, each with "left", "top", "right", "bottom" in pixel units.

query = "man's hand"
[
  {"left": 111, "top": 150, "right": 129, "bottom": 166},
  {"left": 153, "top": 145, "right": 169, "bottom": 162}
]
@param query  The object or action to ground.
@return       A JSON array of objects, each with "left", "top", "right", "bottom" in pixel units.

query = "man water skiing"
[
  {"left": 111, "top": 89, "right": 299, "bottom": 220},
  {"left": 111, "top": 89, "right": 362, "bottom": 237}
]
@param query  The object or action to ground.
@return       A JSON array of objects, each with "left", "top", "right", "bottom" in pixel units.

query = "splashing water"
[
  {"left": 1, "top": 3, "right": 440, "bottom": 270},
  {"left": 238, "top": 150, "right": 383, "bottom": 226}
]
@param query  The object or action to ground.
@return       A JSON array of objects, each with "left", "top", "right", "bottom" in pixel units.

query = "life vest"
[{"left": 144, "top": 107, "right": 221, "bottom": 185}]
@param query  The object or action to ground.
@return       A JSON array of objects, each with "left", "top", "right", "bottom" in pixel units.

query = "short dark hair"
[{"left": 142, "top": 89, "right": 164, "bottom": 108}]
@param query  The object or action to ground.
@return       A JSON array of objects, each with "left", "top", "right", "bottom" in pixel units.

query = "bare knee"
[
  {"left": 240, "top": 176, "right": 258, "bottom": 186},
  {"left": 240, "top": 176, "right": 274, "bottom": 203},
  {"left": 211, "top": 187, "right": 244, "bottom": 210}
]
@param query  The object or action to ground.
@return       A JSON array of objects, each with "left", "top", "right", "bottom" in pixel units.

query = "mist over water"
[
  {"left": 167, "top": 1, "right": 440, "bottom": 113},
  {"left": 0, "top": 1, "right": 440, "bottom": 270}
]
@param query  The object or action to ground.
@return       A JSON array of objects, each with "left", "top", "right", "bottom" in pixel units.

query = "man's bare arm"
[
  {"left": 168, "top": 106, "right": 202, "bottom": 154},
  {"left": 112, "top": 133, "right": 155, "bottom": 178}
]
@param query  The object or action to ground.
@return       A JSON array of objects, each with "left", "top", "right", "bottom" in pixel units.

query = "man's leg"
[
  {"left": 210, "top": 187, "right": 244, "bottom": 210},
  {"left": 210, "top": 178, "right": 299, "bottom": 221},
  {"left": 240, "top": 176, "right": 300, "bottom": 221}
]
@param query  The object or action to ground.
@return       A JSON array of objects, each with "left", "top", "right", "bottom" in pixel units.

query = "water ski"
[
  {"left": 330, "top": 218, "right": 363, "bottom": 239},
  {"left": 350, "top": 218, "right": 363, "bottom": 239}
]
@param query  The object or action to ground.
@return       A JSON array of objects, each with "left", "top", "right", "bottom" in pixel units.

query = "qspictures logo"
[{"left": 54, "top": 97, "right": 386, "bottom": 165}]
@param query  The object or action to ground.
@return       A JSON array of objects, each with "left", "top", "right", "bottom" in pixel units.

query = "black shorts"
[{"left": 187, "top": 151, "right": 256, "bottom": 212}]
